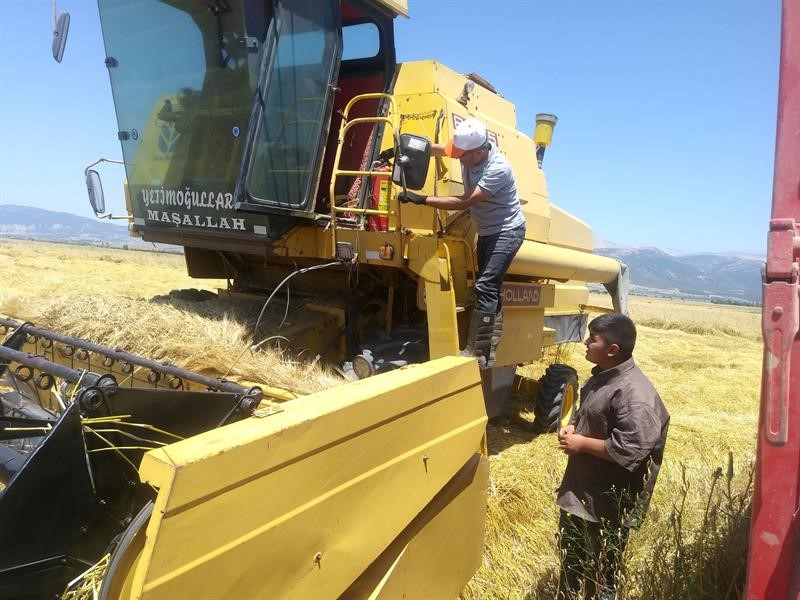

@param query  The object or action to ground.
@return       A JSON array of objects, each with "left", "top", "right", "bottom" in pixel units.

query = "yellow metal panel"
[
  {"left": 393, "top": 91, "right": 447, "bottom": 232},
  {"left": 394, "top": 61, "right": 516, "bottom": 125},
  {"left": 366, "top": 455, "right": 488, "bottom": 599},
  {"left": 547, "top": 203, "right": 594, "bottom": 251},
  {"left": 407, "top": 235, "right": 441, "bottom": 283},
  {"left": 335, "top": 229, "right": 406, "bottom": 267},
  {"left": 130, "top": 356, "right": 485, "bottom": 599},
  {"left": 407, "top": 236, "right": 459, "bottom": 358},
  {"left": 393, "top": 61, "right": 552, "bottom": 243},
  {"left": 374, "top": 0, "right": 408, "bottom": 17},
  {"left": 275, "top": 224, "right": 323, "bottom": 257},
  {"left": 550, "top": 282, "right": 591, "bottom": 312},
  {"left": 519, "top": 197, "right": 552, "bottom": 243},
  {"left": 274, "top": 225, "right": 407, "bottom": 265},
  {"left": 495, "top": 307, "right": 545, "bottom": 365},
  {"left": 423, "top": 261, "right": 460, "bottom": 358},
  {"left": 509, "top": 239, "right": 621, "bottom": 284},
  {"left": 440, "top": 235, "right": 474, "bottom": 307},
  {"left": 580, "top": 304, "right": 616, "bottom": 315}
]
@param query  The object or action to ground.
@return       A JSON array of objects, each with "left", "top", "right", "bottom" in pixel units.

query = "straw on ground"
[{"left": 1, "top": 239, "right": 760, "bottom": 599}]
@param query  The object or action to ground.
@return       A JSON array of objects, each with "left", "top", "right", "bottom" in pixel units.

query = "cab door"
[{"left": 235, "top": 0, "right": 342, "bottom": 217}]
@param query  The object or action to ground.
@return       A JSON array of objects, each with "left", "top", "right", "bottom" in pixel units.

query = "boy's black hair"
[{"left": 588, "top": 313, "right": 637, "bottom": 360}]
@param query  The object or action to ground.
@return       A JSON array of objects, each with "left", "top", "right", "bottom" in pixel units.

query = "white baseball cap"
[{"left": 445, "top": 118, "right": 489, "bottom": 158}]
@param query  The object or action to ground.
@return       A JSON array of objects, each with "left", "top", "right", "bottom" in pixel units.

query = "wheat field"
[
  {"left": 0, "top": 239, "right": 762, "bottom": 599},
  {"left": 470, "top": 291, "right": 760, "bottom": 599},
  {"left": 0, "top": 239, "right": 341, "bottom": 395}
]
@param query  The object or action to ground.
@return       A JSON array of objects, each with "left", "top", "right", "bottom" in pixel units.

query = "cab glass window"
[
  {"left": 245, "top": 0, "right": 340, "bottom": 210},
  {"left": 342, "top": 22, "right": 380, "bottom": 61}
]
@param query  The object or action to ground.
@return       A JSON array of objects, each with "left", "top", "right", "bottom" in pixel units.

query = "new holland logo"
[
  {"left": 501, "top": 283, "right": 541, "bottom": 307},
  {"left": 158, "top": 123, "right": 180, "bottom": 154}
]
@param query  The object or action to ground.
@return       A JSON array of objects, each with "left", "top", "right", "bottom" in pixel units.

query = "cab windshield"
[
  {"left": 97, "top": 0, "right": 269, "bottom": 198},
  {"left": 98, "top": 0, "right": 340, "bottom": 218}
]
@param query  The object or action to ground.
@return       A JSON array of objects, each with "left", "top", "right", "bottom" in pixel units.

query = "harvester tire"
[{"left": 533, "top": 364, "right": 579, "bottom": 433}]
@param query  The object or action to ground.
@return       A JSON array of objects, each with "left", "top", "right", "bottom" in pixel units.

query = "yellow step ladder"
[{"left": 328, "top": 93, "right": 401, "bottom": 256}]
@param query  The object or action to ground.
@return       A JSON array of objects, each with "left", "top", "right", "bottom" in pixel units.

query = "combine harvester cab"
[{"left": 0, "top": 319, "right": 487, "bottom": 598}]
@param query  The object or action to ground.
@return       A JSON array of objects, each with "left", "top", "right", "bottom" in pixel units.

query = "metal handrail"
[
  {"left": 333, "top": 206, "right": 397, "bottom": 216},
  {"left": 328, "top": 93, "right": 400, "bottom": 256}
]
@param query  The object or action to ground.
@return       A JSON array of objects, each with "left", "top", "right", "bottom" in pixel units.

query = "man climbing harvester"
[{"left": 399, "top": 117, "right": 526, "bottom": 367}]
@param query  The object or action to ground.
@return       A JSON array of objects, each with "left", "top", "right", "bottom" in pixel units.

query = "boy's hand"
[
  {"left": 558, "top": 424, "right": 575, "bottom": 441},
  {"left": 558, "top": 431, "right": 585, "bottom": 455},
  {"left": 558, "top": 432, "right": 614, "bottom": 462}
]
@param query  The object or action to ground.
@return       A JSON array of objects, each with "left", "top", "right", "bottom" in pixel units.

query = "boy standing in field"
[{"left": 556, "top": 314, "right": 669, "bottom": 599}]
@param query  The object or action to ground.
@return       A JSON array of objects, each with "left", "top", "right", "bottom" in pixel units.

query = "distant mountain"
[
  {"left": 0, "top": 205, "right": 761, "bottom": 302},
  {"left": 595, "top": 246, "right": 762, "bottom": 303},
  {"left": 0, "top": 204, "right": 171, "bottom": 250}
]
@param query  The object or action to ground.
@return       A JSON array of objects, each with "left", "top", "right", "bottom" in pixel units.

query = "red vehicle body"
[{"left": 746, "top": 1, "right": 800, "bottom": 598}]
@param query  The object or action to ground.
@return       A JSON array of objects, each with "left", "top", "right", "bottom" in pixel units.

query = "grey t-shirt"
[
  {"left": 556, "top": 358, "right": 670, "bottom": 528},
  {"left": 462, "top": 144, "right": 526, "bottom": 237}
]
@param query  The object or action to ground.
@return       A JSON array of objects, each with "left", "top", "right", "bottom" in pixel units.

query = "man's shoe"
[
  {"left": 460, "top": 310, "right": 495, "bottom": 368},
  {"left": 487, "top": 309, "right": 504, "bottom": 368}
]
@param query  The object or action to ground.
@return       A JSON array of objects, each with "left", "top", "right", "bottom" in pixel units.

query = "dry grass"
[
  {"left": 0, "top": 239, "right": 761, "bottom": 598},
  {"left": 467, "top": 293, "right": 760, "bottom": 599},
  {"left": 0, "top": 239, "right": 341, "bottom": 395},
  {"left": 0, "top": 238, "right": 196, "bottom": 300}
]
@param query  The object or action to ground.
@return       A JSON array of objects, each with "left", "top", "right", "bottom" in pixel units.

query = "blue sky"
[{"left": 0, "top": 0, "right": 781, "bottom": 254}]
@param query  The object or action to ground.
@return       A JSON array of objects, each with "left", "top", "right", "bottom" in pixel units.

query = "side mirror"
[
  {"left": 86, "top": 170, "right": 106, "bottom": 216},
  {"left": 391, "top": 134, "right": 431, "bottom": 191},
  {"left": 52, "top": 12, "right": 70, "bottom": 63}
]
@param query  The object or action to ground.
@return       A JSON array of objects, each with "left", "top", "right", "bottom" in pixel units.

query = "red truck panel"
[{"left": 746, "top": 1, "right": 800, "bottom": 598}]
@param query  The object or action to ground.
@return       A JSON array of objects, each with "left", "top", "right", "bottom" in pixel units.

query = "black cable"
[
  {"left": 278, "top": 260, "right": 299, "bottom": 330},
  {"left": 278, "top": 284, "right": 291, "bottom": 329},
  {"left": 252, "top": 261, "right": 341, "bottom": 341}
]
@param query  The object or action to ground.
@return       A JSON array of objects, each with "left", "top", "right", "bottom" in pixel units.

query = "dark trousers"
[
  {"left": 474, "top": 224, "right": 526, "bottom": 314},
  {"left": 557, "top": 510, "right": 630, "bottom": 600}
]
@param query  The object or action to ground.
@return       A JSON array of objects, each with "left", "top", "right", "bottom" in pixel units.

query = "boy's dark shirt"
[{"left": 556, "top": 357, "right": 670, "bottom": 528}]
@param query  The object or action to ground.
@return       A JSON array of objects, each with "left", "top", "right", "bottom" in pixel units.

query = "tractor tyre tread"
[{"left": 534, "top": 364, "right": 579, "bottom": 433}]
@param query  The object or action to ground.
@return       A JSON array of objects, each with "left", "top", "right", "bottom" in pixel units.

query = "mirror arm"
[
  {"left": 83, "top": 158, "right": 125, "bottom": 177},
  {"left": 93, "top": 211, "right": 133, "bottom": 222},
  {"left": 88, "top": 213, "right": 134, "bottom": 222}
]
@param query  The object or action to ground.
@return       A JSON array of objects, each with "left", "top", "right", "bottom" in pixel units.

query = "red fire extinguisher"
[{"left": 368, "top": 165, "right": 391, "bottom": 232}]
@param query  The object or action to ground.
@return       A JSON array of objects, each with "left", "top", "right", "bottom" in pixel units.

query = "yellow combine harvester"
[{"left": 0, "top": 0, "right": 626, "bottom": 597}]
